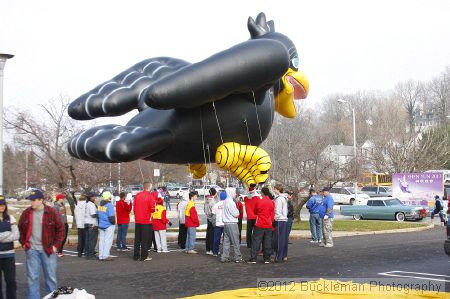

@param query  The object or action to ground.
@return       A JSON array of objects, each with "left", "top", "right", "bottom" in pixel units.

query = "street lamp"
[
  {"left": 0, "top": 53, "right": 14, "bottom": 195},
  {"left": 337, "top": 99, "right": 358, "bottom": 194}
]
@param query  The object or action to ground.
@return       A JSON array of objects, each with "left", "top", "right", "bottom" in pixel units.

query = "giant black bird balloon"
[{"left": 68, "top": 13, "right": 309, "bottom": 186}]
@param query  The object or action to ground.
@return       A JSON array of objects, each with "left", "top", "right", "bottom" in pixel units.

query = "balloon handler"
[{"left": 67, "top": 13, "right": 309, "bottom": 186}]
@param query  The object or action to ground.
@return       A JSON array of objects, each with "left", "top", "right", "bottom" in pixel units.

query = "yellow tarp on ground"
[{"left": 182, "top": 279, "right": 448, "bottom": 299}]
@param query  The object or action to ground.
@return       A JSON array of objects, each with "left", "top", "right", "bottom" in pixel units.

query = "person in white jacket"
[
  {"left": 74, "top": 194, "right": 87, "bottom": 257},
  {"left": 273, "top": 183, "right": 289, "bottom": 262},
  {"left": 0, "top": 196, "right": 20, "bottom": 298},
  {"left": 220, "top": 188, "right": 243, "bottom": 263},
  {"left": 211, "top": 192, "right": 226, "bottom": 257}
]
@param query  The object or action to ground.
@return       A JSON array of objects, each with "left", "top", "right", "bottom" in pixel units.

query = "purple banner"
[{"left": 392, "top": 172, "right": 443, "bottom": 207}]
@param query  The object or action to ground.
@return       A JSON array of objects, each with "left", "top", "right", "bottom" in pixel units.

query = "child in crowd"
[
  {"left": 153, "top": 197, "right": 172, "bottom": 253},
  {"left": 184, "top": 192, "right": 200, "bottom": 254}
]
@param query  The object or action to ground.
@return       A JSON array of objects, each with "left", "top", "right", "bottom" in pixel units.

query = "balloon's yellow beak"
[{"left": 274, "top": 69, "right": 309, "bottom": 118}]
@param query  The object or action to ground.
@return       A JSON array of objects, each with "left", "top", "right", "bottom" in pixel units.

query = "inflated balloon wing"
[{"left": 67, "top": 13, "right": 309, "bottom": 186}]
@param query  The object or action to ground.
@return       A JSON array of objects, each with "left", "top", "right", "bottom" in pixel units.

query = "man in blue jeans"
[
  {"left": 319, "top": 187, "right": 334, "bottom": 248},
  {"left": 18, "top": 189, "right": 64, "bottom": 299},
  {"left": 306, "top": 189, "right": 323, "bottom": 243}
]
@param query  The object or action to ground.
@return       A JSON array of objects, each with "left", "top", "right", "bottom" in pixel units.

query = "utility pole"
[{"left": 0, "top": 53, "right": 14, "bottom": 194}]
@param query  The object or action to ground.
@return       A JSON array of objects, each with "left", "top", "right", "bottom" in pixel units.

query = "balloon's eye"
[{"left": 291, "top": 57, "right": 299, "bottom": 69}]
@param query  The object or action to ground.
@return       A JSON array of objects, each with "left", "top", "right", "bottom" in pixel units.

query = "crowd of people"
[{"left": 5, "top": 182, "right": 448, "bottom": 298}]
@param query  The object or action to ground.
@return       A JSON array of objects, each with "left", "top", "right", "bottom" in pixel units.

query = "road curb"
[{"left": 288, "top": 222, "right": 435, "bottom": 239}]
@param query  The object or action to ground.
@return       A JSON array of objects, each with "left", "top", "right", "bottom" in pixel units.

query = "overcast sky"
[{"left": 1, "top": 0, "right": 450, "bottom": 126}]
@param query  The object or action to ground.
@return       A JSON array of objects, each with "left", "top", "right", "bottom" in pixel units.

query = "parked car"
[
  {"left": 238, "top": 190, "right": 262, "bottom": 202},
  {"left": 340, "top": 197, "right": 429, "bottom": 221},
  {"left": 328, "top": 187, "right": 370, "bottom": 205},
  {"left": 168, "top": 186, "right": 189, "bottom": 198},
  {"left": 124, "top": 185, "right": 143, "bottom": 197},
  {"left": 195, "top": 185, "right": 224, "bottom": 196},
  {"left": 361, "top": 186, "right": 392, "bottom": 197}
]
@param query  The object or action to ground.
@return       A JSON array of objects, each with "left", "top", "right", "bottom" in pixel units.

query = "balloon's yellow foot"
[
  {"left": 188, "top": 164, "right": 207, "bottom": 179},
  {"left": 215, "top": 142, "right": 271, "bottom": 186}
]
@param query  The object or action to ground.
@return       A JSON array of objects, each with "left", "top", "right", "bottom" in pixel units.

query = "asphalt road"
[{"left": 14, "top": 225, "right": 449, "bottom": 298}]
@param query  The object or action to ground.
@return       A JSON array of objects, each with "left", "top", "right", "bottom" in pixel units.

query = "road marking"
[
  {"left": 62, "top": 250, "right": 118, "bottom": 258},
  {"left": 379, "top": 271, "right": 450, "bottom": 282}
]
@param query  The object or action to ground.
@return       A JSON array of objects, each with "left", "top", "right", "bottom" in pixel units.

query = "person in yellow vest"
[
  {"left": 152, "top": 198, "right": 172, "bottom": 252},
  {"left": 185, "top": 192, "right": 200, "bottom": 253}
]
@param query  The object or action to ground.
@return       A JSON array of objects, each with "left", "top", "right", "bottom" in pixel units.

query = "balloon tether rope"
[
  {"left": 244, "top": 119, "right": 252, "bottom": 146},
  {"left": 252, "top": 91, "right": 263, "bottom": 143},
  {"left": 212, "top": 101, "right": 224, "bottom": 144}
]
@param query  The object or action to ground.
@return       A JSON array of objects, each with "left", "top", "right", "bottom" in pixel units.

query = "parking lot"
[{"left": 14, "top": 225, "right": 449, "bottom": 298}]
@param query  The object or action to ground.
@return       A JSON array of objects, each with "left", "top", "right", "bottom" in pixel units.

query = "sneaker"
[
  {"left": 319, "top": 243, "right": 325, "bottom": 247},
  {"left": 247, "top": 260, "right": 256, "bottom": 264},
  {"left": 162, "top": 250, "right": 170, "bottom": 253},
  {"left": 310, "top": 240, "right": 318, "bottom": 243},
  {"left": 220, "top": 258, "right": 230, "bottom": 263},
  {"left": 324, "top": 244, "right": 334, "bottom": 248},
  {"left": 116, "top": 248, "right": 122, "bottom": 251},
  {"left": 122, "top": 248, "right": 131, "bottom": 252},
  {"left": 264, "top": 260, "right": 270, "bottom": 264},
  {"left": 205, "top": 251, "right": 213, "bottom": 255},
  {"left": 213, "top": 254, "right": 218, "bottom": 257},
  {"left": 187, "top": 250, "right": 198, "bottom": 254},
  {"left": 57, "top": 253, "right": 64, "bottom": 257},
  {"left": 142, "top": 257, "right": 152, "bottom": 261},
  {"left": 157, "top": 250, "right": 162, "bottom": 253},
  {"left": 283, "top": 257, "right": 288, "bottom": 261},
  {"left": 235, "top": 259, "right": 245, "bottom": 263}
]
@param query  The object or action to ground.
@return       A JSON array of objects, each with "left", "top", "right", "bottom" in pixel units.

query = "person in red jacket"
[
  {"left": 18, "top": 189, "right": 64, "bottom": 298},
  {"left": 244, "top": 186, "right": 261, "bottom": 248},
  {"left": 247, "top": 187, "right": 275, "bottom": 264},
  {"left": 133, "top": 182, "right": 156, "bottom": 261},
  {"left": 184, "top": 192, "right": 200, "bottom": 254},
  {"left": 116, "top": 192, "right": 132, "bottom": 251},
  {"left": 152, "top": 198, "right": 172, "bottom": 253}
]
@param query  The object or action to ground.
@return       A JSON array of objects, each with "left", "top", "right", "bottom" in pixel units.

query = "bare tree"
[
  {"left": 5, "top": 96, "right": 84, "bottom": 216},
  {"left": 428, "top": 67, "right": 450, "bottom": 125},
  {"left": 394, "top": 80, "right": 424, "bottom": 131}
]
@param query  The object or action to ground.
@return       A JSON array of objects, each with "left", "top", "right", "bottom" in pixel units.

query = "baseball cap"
[
  {"left": 27, "top": 189, "right": 44, "bottom": 200},
  {"left": 320, "top": 187, "right": 330, "bottom": 192},
  {"left": 219, "top": 191, "right": 227, "bottom": 200},
  {"left": 56, "top": 194, "right": 66, "bottom": 200},
  {"left": 0, "top": 195, "right": 5, "bottom": 205},
  {"left": 102, "top": 191, "right": 112, "bottom": 200}
]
